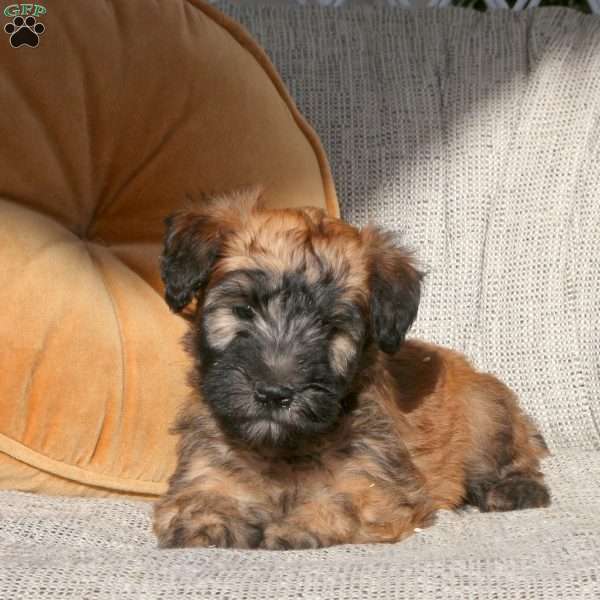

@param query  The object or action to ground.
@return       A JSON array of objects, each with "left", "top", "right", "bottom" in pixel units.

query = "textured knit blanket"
[{"left": 1, "top": 4, "right": 599, "bottom": 599}]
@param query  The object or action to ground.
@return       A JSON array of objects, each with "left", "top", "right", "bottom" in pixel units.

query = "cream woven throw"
[
  {"left": 1, "top": 450, "right": 598, "bottom": 598},
  {"left": 0, "top": 5, "right": 599, "bottom": 599},
  {"left": 219, "top": 3, "right": 600, "bottom": 453}
]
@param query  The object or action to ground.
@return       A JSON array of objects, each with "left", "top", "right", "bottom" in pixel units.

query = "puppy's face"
[{"left": 161, "top": 189, "right": 421, "bottom": 448}]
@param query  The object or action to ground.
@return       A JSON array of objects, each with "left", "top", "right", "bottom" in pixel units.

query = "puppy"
[{"left": 153, "top": 187, "right": 550, "bottom": 550}]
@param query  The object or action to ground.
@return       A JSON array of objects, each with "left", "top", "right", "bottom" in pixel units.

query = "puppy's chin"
[
  {"left": 237, "top": 418, "right": 303, "bottom": 449},
  {"left": 207, "top": 401, "right": 341, "bottom": 450},
  {"left": 234, "top": 410, "right": 341, "bottom": 449}
]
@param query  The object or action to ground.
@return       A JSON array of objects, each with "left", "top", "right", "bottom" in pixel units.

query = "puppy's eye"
[{"left": 232, "top": 305, "right": 255, "bottom": 320}]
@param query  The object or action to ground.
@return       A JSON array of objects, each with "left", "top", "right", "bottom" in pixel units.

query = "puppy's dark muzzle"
[{"left": 254, "top": 383, "right": 294, "bottom": 408}]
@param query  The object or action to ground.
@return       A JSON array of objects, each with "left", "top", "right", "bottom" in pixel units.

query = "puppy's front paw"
[
  {"left": 154, "top": 499, "right": 263, "bottom": 549},
  {"left": 261, "top": 523, "right": 323, "bottom": 550}
]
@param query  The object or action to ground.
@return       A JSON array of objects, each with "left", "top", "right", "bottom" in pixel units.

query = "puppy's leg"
[
  {"left": 154, "top": 490, "right": 266, "bottom": 549},
  {"left": 153, "top": 455, "right": 272, "bottom": 549},
  {"left": 465, "top": 374, "right": 551, "bottom": 512},
  {"left": 261, "top": 447, "right": 435, "bottom": 550},
  {"left": 261, "top": 479, "right": 433, "bottom": 550}
]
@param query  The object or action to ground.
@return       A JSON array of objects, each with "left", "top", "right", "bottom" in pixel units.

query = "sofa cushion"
[{"left": 0, "top": 0, "right": 337, "bottom": 498}]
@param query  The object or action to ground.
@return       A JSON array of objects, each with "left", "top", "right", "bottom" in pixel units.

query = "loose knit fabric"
[
  {"left": 1, "top": 452, "right": 599, "bottom": 598},
  {"left": 1, "top": 5, "right": 599, "bottom": 599},
  {"left": 219, "top": 3, "right": 600, "bottom": 453}
]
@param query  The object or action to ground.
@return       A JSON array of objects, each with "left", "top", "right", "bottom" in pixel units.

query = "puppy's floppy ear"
[
  {"left": 160, "top": 186, "right": 263, "bottom": 313},
  {"left": 160, "top": 209, "right": 221, "bottom": 313},
  {"left": 362, "top": 227, "right": 422, "bottom": 354}
]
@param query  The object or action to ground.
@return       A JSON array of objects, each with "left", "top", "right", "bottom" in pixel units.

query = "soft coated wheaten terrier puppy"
[{"left": 153, "top": 188, "right": 550, "bottom": 550}]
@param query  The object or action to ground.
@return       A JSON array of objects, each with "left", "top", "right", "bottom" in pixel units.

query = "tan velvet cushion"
[{"left": 0, "top": 0, "right": 338, "bottom": 499}]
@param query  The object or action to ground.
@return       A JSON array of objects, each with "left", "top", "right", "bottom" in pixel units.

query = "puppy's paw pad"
[{"left": 486, "top": 477, "right": 550, "bottom": 512}]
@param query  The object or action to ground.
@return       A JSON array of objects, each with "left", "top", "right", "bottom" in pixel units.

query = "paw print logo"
[{"left": 4, "top": 15, "right": 45, "bottom": 48}]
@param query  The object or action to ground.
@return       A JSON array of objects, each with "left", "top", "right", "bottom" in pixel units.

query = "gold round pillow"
[{"left": 0, "top": 0, "right": 338, "bottom": 498}]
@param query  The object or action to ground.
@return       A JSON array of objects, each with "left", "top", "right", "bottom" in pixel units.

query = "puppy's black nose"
[{"left": 255, "top": 383, "right": 294, "bottom": 408}]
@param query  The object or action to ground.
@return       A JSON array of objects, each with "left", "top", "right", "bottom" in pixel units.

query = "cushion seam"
[{"left": 0, "top": 432, "right": 165, "bottom": 495}]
